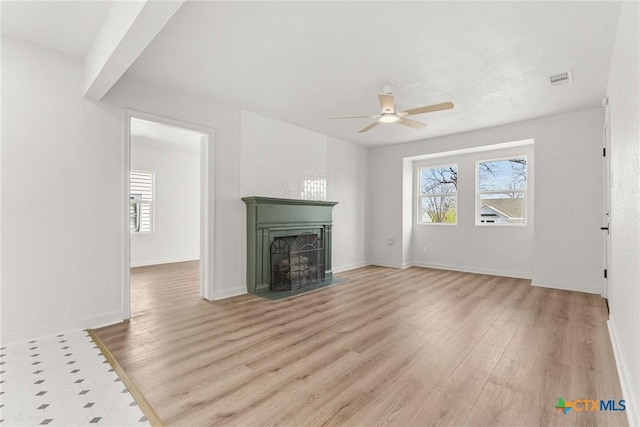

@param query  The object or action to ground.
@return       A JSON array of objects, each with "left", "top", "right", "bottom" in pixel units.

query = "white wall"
[
  {"left": 606, "top": 2, "right": 640, "bottom": 425},
  {"left": 410, "top": 144, "right": 535, "bottom": 278},
  {"left": 2, "top": 37, "right": 124, "bottom": 342},
  {"left": 240, "top": 111, "right": 327, "bottom": 199},
  {"left": 370, "top": 108, "right": 605, "bottom": 294},
  {"left": 327, "top": 137, "right": 369, "bottom": 272},
  {"left": 130, "top": 137, "right": 200, "bottom": 267},
  {"left": 240, "top": 111, "right": 370, "bottom": 272}
]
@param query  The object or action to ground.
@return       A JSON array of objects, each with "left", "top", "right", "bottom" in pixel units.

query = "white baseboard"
[
  {"left": 0, "top": 310, "right": 126, "bottom": 346},
  {"left": 213, "top": 286, "right": 247, "bottom": 300},
  {"left": 531, "top": 278, "right": 602, "bottom": 295},
  {"left": 131, "top": 257, "right": 198, "bottom": 267},
  {"left": 368, "top": 260, "right": 404, "bottom": 269},
  {"left": 608, "top": 317, "right": 640, "bottom": 427},
  {"left": 333, "top": 262, "right": 369, "bottom": 273},
  {"left": 411, "top": 261, "right": 531, "bottom": 280}
]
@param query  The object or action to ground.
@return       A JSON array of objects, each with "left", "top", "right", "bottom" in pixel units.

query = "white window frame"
[
  {"left": 130, "top": 169, "right": 155, "bottom": 234},
  {"left": 417, "top": 163, "right": 458, "bottom": 225},
  {"left": 475, "top": 155, "right": 528, "bottom": 226}
]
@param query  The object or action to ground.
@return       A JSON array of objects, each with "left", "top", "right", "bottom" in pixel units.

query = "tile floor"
[{"left": 0, "top": 331, "right": 149, "bottom": 426}]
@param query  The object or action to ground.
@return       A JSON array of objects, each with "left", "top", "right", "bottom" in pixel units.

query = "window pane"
[
  {"left": 421, "top": 195, "right": 457, "bottom": 223},
  {"left": 130, "top": 171, "right": 153, "bottom": 233},
  {"left": 130, "top": 200, "right": 140, "bottom": 232},
  {"left": 419, "top": 165, "right": 457, "bottom": 224},
  {"left": 478, "top": 158, "right": 527, "bottom": 191},
  {"left": 478, "top": 193, "right": 525, "bottom": 224},
  {"left": 420, "top": 166, "right": 457, "bottom": 195}
]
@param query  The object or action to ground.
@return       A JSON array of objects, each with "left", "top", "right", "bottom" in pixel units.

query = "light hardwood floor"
[{"left": 94, "top": 262, "right": 627, "bottom": 427}]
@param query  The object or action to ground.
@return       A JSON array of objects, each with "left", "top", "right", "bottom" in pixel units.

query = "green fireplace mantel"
[
  {"left": 242, "top": 197, "right": 338, "bottom": 295},
  {"left": 242, "top": 196, "right": 338, "bottom": 208}
]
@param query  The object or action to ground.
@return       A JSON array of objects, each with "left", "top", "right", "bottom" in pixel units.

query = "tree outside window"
[{"left": 418, "top": 165, "right": 458, "bottom": 224}]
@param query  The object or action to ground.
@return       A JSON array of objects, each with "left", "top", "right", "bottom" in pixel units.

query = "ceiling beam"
[{"left": 83, "top": 0, "right": 184, "bottom": 100}]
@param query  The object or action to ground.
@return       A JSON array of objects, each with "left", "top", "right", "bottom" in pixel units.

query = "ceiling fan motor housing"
[{"left": 381, "top": 84, "right": 397, "bottom": 95}]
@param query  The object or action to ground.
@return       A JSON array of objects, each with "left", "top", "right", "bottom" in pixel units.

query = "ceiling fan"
[{"left": 329, "top": 85, "right": 454, "bottom": 133}]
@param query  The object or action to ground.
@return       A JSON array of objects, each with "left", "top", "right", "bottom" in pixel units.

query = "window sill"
[{"left": 475, "top": 223, "right": 527, "bottom": 227}]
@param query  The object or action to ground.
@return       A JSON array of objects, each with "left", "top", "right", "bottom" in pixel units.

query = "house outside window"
[
  {"left": 476, "top": 156, "right": 527, "bottom": 225},
  {"left": 418, "top": 165, "right": 458, "bottom": 224},
  {"left": 130, "top": 170, "right": 154, "bottom": 233}
]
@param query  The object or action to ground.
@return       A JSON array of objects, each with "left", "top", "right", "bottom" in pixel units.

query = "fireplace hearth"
[{"left": 242, "top": 197, "right": 338, "bottom": 296}]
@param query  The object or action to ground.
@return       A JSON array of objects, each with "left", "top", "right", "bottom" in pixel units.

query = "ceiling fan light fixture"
[
  {"left": 328, "top": 87, "right": 454, "bottom": 133},
  {"left": 379, "top": 114, "right": 400, "bottom": 124}
]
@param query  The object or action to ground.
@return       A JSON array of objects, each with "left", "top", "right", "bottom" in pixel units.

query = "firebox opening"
[{"left": 270, "top": 232, "right": 325, "bottom": 291}]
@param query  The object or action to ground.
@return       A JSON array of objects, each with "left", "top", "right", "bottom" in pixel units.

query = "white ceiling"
[
  {"left": 1, "top": 1, "right": 111, "bottom": 58},
  {"left": 1, "top": 1, "right": 623, "bottom": 147},
  {"left": 125, "top": 1, "right": 623, "bottom": 146},
  {"left": 131, "top": 118, "right": 202, "bottom": 153}
]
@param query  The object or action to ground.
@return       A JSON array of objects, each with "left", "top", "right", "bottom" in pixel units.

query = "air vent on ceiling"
[{"left": 548, "top": 70, "right": 574, "bottom": 86}]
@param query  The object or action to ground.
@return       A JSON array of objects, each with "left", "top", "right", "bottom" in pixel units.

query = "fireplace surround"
[{"left": 242, "top": 197, "right": 338, "bottom": 295}]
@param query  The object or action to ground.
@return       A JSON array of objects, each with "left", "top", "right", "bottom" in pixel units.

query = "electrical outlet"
[{"left": 423, "top": 246, "right": 427, "bottom": 254}]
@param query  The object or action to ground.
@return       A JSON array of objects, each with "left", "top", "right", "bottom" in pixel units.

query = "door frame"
[
  {"left": 603, "top": 102, "right": 612, "bottom": 300},
  {"left": 122, "top": 109, "right": 215, "bottom": 319}
]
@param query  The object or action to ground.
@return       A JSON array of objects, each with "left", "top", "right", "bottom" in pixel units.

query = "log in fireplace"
[
  {"left": 270, "top": 233, "right": 325, "bottom": 291},
  {"left": 242, "top": 197, "right": 337, "bottom": 295}
]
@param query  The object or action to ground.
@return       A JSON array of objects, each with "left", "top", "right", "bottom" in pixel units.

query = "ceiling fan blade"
[
  {"left": 398, "top": 118, "right": 427, "bottom": 130},
  {"left": 329, "top": 115, "right": 372, "bottom": 119},
  {"left": 358, "top": 122, "right": 380, "bottom": 133},
  {"left": 401, "top": 101, "right": 454, "bottom": 116},
  {"left": 378, "top": 94, "right": 394, "bottom": 113}
]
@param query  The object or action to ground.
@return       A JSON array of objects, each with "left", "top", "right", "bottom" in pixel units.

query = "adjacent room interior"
[
  {"left": 1, "top": 1, "right": 638, "bottom": 426},
  {"left": 128, "top": 117, "right": 206, "bottom": 316}
]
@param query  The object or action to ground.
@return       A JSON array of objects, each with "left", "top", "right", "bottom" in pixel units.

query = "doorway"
[{"left": 123, "top": 110, "right": 214, "bottom": 319}]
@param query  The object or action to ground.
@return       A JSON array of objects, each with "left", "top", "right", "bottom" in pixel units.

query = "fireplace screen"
[{"left": 270, "top": 232, "right": 325, "bottom": 291}]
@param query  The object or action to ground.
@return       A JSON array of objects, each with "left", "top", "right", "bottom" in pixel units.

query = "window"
[
  {"left": 476, "top": 157, "right": 527, "bottom": 225},
  {"left": 418, "top": 165, "right": 458, "bottom": 224},
  {"left": 130, "top": 170, "right": 154, "bottom": 233}
]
